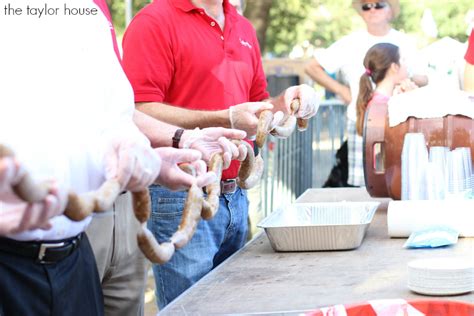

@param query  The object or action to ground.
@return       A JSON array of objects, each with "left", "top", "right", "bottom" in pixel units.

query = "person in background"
[
  {"left": 122, "top": 0, "right": 320, "bottom": 309},
  {"left": 356, "top": 42, "right": 417, "bottom": 136},
  {"left": 305, "top": 0, "right": 426, "bottom": 187},
  {"left": 464, "top": 29, "right": 474, "bottom": 92},
  {"left": 229, "top": 0, "right": 244, "bottom": 14}
]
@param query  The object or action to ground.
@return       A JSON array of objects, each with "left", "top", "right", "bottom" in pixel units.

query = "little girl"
[{"left": 356, "top": 42, "right": 417, "bottom": 136}]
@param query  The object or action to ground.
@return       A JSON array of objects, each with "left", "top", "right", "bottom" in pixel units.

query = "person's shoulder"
[
  {"left": 133, "top": 0, "right": 173, "bottom": 24},
  {"left": 325, "top": 30, "right": 364, "bottom": 50},
  {"left": 234, "top": 14, "right": 257, "bottom": 33}
]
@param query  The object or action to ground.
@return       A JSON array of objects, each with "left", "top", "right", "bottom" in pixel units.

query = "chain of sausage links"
[{"left": 255, "top": 99, "right": 308, "bottom": 149}]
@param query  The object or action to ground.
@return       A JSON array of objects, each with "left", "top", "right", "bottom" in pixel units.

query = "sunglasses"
[{"left": 361, "top": 2, "right": 388, "bottom": 11}]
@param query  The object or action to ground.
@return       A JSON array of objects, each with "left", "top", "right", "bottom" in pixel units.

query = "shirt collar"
[
  {"left": 171, "top": 0, "right": 239, "bottom": 23},
  {"left": 171, "top": 0, "right": 197, "bottom": 12}
]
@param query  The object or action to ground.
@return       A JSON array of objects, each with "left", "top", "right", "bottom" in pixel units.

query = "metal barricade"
[{"left": 257, "top": 99, "right": 347, "bottom": 217}]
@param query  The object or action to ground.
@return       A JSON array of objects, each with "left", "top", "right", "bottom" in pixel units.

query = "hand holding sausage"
[
  {"left": 104, "top": 138, "right": 161, "bottom": 192},
  {"left": 283, "top": 84, "right": 320, "bottom": 120},
  {"left": 154, "top": 147, "right": 216, "bottom": 191},
  {"left": 228, "top": 102, "right": 273, "bottom": 137},
  {"left": 180, "top": 127, "right": 246, "bottom": 169},
  {"left": 0, "top": 182, "right": 67, "bottom": 235}
]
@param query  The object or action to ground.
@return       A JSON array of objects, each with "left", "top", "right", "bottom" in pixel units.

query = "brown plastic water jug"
[{"left": 363, "top": 101, "right": 474, "bottom": 200}]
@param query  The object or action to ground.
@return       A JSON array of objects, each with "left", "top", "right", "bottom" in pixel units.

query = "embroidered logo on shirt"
[{"left": 239, "top": 38, "right": 252, "bottom": 49}]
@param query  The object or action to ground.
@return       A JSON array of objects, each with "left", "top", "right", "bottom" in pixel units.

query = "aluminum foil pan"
[{"left": 257, "top": 202, "right": 380, "bottom": 251}]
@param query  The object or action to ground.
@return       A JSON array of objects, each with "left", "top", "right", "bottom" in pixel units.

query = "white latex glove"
[
  {"left": 284, "top": 84, "right": 320, "bottom": 119},
  {"left": 154, "top": 147, "right": 216, "bottom": 191},
  {"left": 181, "top": 127, "right": 247, "bottom": 168},
  {"left": 229, "top": 102, "right": 273, "bottom": 137},
  {"left": 0, "top": 157, "right": 22, "bottom": 193},
  {"left": 104, "top": 139, "right": 161, "bottom": 192},
  {"left": 0, "top": 179, "right": 67, "bottom": 235},
  {"left": 270, "top": 111, "right": 285, "bottom": 130}
]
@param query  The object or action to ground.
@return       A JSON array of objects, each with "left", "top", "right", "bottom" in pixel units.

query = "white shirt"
[
  {"left": 0, "top": 0, "right": 149, "bottom": 241},
  {"left": 314, "top": 29, "right": 422, "bottom": 122}
]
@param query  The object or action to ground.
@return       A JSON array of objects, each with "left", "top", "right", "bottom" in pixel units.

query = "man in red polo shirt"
[
  {"left": 122, "top": 0, "right": 320, "bottom": 308},
  {"left": 465, "top": 29, "right": 474, "bottom": 92}
]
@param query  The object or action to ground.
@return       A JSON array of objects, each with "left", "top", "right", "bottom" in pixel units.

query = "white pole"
[{"left": 125, "top": 0, "right": 132, "bottom": 26}]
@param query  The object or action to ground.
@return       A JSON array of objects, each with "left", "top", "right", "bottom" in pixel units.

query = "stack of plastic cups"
[
  {"left": 428, "top": 146, "right": 449, "bottom": 200},
  {"left": 401, "top": 133, "right": 429, "bottom": 200}
]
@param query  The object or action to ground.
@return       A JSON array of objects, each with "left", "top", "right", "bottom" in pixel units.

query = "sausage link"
[
  {"left": 94, "top": 179, "right": 121, "bottom": 211},
  {"left": 64, "top": 179, "right": 121, "bottom": 221},
  {"left": 238, "top": 154, "right": 264, "bottom": 189},
  {"left": 170, "top": 183, "right": 203, "bottom": 249},
  {"left": 63, "top": 192, "right": 96, "bottom": 221},
  {"left": 0, "top": 144, "right": 50, "bottom": 203},
  {"left": 236, "top": 141, "right": 255, "bottom": 188},
  {"left": 201, "top": 154, "right": 223, "bottom": 220},
  {"left": 137, "top": 226, "right": 175, "bottom": 264},
  {"left": 290, "top": 98, "right": 309, "bottom": 131},
  {"left": 132, "top": 190, "right": 151, "bottom": 224},
  {"left": 256, "top": 110, "right": 274, "bottom": 148}
]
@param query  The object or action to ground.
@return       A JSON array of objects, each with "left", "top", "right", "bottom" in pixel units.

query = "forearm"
[
  {"left": 133, "top": 110, "right": 179, "bottom": 148},
  {"left": 136, "top": 102, "right": 230, "bottom": 130},
  {"left": 305, "top": 60, "right": 345, "bottom": 95}
]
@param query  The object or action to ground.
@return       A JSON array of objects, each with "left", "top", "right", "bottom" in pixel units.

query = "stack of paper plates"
[{"left": 408, "top": 257, "right": 474, "bottom": 295}]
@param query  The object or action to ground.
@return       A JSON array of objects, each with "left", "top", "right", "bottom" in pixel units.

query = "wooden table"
[{"left": 160, "top": 188, "right": 474, "bottom": 315}]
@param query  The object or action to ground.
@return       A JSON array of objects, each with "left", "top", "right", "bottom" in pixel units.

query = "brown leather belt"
[{"left": 204, "top": 179, "right": 238, "bottom": 195}]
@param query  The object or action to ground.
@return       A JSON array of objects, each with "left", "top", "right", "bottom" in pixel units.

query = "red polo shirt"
[
  {"left": 465, "top": 29, "right": 474, "bottom": 65},
  {"left": 123, "top": 0, "right": 269, "bottom": 179}
]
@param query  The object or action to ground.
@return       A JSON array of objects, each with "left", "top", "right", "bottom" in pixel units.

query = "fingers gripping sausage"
[
  {"left": 0, "top": 144, "right": 50, "bottom": 203},
  {"left": 256, "top": 110, "right": 274, "bottom": 148},
  {"left": 170, "top": 183, "right": 204, "bottom": 249},
  {"left": 270, "top": 115, "right": 297, "bottom": 138},
  {"left": 290, "top": 98, "right": 309, "bottom": 131},
  {"left": 235, "top": 141, "right": 256, "bottom": 189},
  {"left": 201, "top": 154, "right": 223, "bottom": 220},
  {"left": 63, "top": 179, "right": 121, "bottom": 221}
]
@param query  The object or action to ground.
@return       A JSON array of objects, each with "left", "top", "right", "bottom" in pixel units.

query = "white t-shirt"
[
  {"left": 314, "top": 29, "right": 421, "bottom": 122},
  {"left": 0, "top": 0, "right": 149, "bottom": 241}
]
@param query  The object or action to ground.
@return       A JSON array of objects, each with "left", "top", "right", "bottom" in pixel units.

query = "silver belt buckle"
[
  {"left": 221, "top": 179, "right": 237, "bottom": 194},
  {"left": 38, "top": 242, "right": 65, "bottom": 262}
]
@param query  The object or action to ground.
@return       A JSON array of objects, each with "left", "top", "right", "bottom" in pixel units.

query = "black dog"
[{"left": 323, "top": 140, "right": 351, "bottom": 187}]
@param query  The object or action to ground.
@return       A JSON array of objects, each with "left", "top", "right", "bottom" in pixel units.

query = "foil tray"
[{"left": 257, "top": 202, "right": 380, "bottom": 251}]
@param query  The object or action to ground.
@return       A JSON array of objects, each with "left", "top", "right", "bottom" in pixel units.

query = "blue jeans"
[{"left": 148, "top": 184, "right": 249, "bottom": 309}]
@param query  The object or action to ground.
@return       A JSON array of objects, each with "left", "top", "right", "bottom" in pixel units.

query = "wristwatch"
[{"left": 172, "top": 128, "right": 185, "bottom": 148}]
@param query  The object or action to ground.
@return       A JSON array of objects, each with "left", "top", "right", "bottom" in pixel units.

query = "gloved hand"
[
  {"left": 181, "top": 127, "right": 248, "bottom": 168},
  {"left": 0, "top": 157, "right": 22, "bottom": 193},
  {"left": 0, "top": 161, "right": 67, "bottom": 235},
  {"left": 229, "top": 102, "right": 273, "bottom": 137},
  {"left": 103, "top": 138, "right": 161, "bottom": 192},
  {"left": 154, "top": 147, "right": 217, "bottom": 191},
  {"left": 283, "top": 84, "right": 320, "bottom": 119}
]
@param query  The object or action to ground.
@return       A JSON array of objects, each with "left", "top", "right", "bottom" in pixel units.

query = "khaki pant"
[{"left": 86, "top": 192, "right": 148, "bottom": 316}]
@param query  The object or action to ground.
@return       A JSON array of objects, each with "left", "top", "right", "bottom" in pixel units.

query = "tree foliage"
[{"left": 107, "top": 0, "right": 473, "bottom": 55}]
